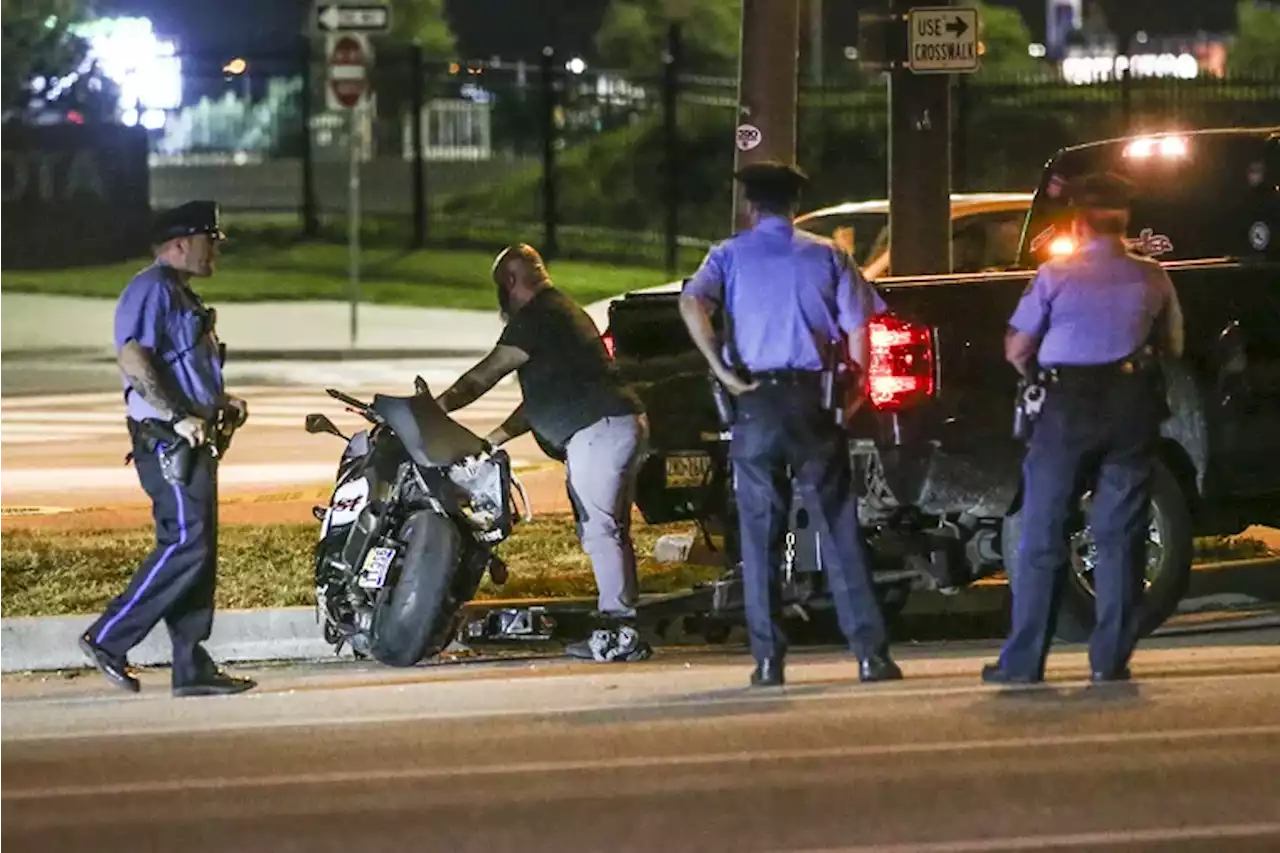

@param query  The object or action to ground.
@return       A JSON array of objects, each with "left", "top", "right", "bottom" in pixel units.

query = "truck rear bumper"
[
  {"left": 874, "top": 439, "right": 1024, "bottom": 519},
  {"left": 634, "top": 434, "right": 1023, "bottom": 526}
]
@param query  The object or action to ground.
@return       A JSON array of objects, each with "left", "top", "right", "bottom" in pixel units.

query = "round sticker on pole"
[
  {"left": 735, "top": 123, "right": 763, "bottom": 152},
  {"left": 1249, "top": 221, "right": 1271, "bottom": 251}
]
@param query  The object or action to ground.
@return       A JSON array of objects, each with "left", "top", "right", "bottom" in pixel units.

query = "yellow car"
[
  {"left": 586, "top": 192, "right": 1033, "bottom": 332},
  {"left": 797, "top": 191, "right": 1034, "bottom": 279}
]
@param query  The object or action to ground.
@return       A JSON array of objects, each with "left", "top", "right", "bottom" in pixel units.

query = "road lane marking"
[
  {"left": 781, "top": 822, "right": 1280, "bottom": 852},
  {"left": 6, "top": 723, "right": 1279, "bottom": 801}
]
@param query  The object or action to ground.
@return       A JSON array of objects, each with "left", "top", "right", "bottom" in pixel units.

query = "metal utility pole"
[
  {"left": 888, "top": 0, "right": 953, "bottom": 276},
  {"left": 731, "top": 0, "right": 801, "bottom": 234}
]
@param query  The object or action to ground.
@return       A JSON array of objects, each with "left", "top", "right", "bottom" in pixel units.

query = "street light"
[{"left": 223, "top": 57, "right": 249, "bottom": 102}]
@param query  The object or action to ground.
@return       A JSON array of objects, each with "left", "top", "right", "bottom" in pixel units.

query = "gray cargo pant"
[{"left": 564, "top": 413, "right": 649, "bottom": 617}]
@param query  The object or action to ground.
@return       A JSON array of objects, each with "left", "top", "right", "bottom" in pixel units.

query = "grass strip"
[
  {"left": 1, "top": 520, "right": 1271, "bottom": 619},
  {"left": 0, "top": 244, "right": 663, "bottom": 313},
  {"left": 0, "top": 517, "right": 715, "bottom": 619}
]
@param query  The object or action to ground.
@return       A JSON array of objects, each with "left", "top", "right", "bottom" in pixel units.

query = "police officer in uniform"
[
  {"left": 680, "top": 161, "right": 902, "bottom": 687},
  {"left": 986, "top": 173, "right": 1185, "bottom": 685},
  {"left": 78, "top": 201, "right": 256, "bottom": 697}
]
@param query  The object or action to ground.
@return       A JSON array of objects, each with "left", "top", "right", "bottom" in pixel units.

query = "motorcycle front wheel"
[{"left": 369, "top": 510, "right": 462, "bottom": 667}]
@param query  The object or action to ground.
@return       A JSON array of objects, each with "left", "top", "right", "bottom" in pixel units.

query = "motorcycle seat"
[{"left": 372, "top": 386, "right": 487, "bottom": 469}]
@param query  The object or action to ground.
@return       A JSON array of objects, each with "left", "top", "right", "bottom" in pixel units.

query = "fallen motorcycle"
[{"left": 304, "top": 378, "right": 531, "bottom": 666}]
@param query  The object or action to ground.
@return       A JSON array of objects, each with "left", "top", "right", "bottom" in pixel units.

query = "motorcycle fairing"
[{"left": 372, "top": 387, "right": 486, "bottom": 469}]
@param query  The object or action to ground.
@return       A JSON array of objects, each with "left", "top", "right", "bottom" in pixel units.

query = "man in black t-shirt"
[{"left": 437, "top": 244, "right": 652, "bottom": 663}]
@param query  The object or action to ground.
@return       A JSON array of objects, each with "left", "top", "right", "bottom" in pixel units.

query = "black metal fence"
[{"left": 141, "top": 40, "right": 1280, "bottom": 272}]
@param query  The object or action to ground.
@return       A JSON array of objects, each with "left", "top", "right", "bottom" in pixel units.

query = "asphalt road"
[{"left": 5, "top": 632, "right": 1280, "bottom": 853}]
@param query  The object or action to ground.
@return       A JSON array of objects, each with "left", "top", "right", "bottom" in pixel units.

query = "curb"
[{"left": 1, "top": 608, "right": 333, "bottom": 673}]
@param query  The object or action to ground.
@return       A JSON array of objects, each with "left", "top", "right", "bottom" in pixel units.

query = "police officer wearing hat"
[
  {"left": 986, "top": 172, "right": 1185, "bottom": 685},
  {"left": 78, "top": 200, "right": 256, "bottom": 697},
  {"left": 680, "top": 160, "right": 902, "bottom": 687}
]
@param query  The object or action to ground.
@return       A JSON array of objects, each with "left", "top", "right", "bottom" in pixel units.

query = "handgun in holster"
[
  {"left": 135, "top": 419, "right": 198, "bottom": 486},
  {"left": 1012, "top": 362, "right": 1048, "bottom": 442},
  {"left": 708, "top": 306, "right": 748, "bottom": 429}
]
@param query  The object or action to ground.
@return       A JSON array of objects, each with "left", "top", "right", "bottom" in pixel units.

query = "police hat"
[
  {"left": 734, "top": 160, "right": 809, "bottom": 205},
  {"left": 152, "top": 200, "right": 226, "bottom": 244},
  {"left": 1067, "top": 172, "right": 1137, "bottom": 210}
]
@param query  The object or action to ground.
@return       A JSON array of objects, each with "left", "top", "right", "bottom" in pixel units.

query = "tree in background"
[
  {"left": 1, "top": 0, "right": 117, "bottom": 120},
  {"left": 387, "top": 0, "right": 457, "bottom": 57},
  {"left": 1229, "top": 0, "right": 1280, "bottom": 76},
  {"left": 596, "top": 0, "right": 740, "bottom": 77},
  {"left": 972, "top": 0, "right": 1040, "bottom": 78}
]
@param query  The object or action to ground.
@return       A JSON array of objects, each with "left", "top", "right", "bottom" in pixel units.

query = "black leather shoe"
[
  {"left": 981, "top": 662, "right": 1040, "bottom": 685},
  {"left": 750, "top": 657, "right": 785, "bottom": 687},
  {"left": 172, "top": 670, "right": 257, "bottom": 697},
  {"left": 78, "top": 633, "right": 140, "bottom": 693},
  {"left": 859, "top": 653, "right": 904, "bottom": 683},
  {"left": 1090, "top": 667, "right": 1132, "bottom": 684}
]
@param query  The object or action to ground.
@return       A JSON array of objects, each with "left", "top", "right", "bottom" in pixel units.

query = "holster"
[
  {"left": 1012, "top": 368, "right": 1047, "bottom": 442},
  {"left": 709, "top": 370, "right": 738, "bottom": 428},
  {"left": 133, "top": 419, "right": 196, "bottom": 486}
]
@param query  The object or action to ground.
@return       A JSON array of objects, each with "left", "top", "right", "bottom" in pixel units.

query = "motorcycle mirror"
[
  {"left": 414, "top": 375, "right": 430, "bottom": 395},
  {"left": 304, "top": 413, "right": 346, "bottom": 439}
]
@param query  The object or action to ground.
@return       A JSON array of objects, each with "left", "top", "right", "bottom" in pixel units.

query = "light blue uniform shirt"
[
  {"left": 114, "top": 262, "right": 224, "bottom": 421},
  {"left": 685, "top": 215, "right": 887, "bottom": 372},
  {"left": 1008, "top": 237, "right": 1179, "bottom": 367}
]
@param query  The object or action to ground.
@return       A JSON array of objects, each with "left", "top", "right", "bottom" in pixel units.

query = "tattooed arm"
[{"left": 119, "top": 341, "right": 207, "bottom": 445}]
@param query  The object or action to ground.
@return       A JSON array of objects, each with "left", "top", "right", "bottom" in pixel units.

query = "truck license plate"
[
  {"left": 665, "top": 453, "right": 711, "bottom": 489},
  {"left": 358, "top": 547, "right": 396, "bottom": 589}
]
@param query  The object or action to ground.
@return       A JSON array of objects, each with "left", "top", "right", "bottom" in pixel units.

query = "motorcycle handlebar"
[{"left": 326, "top": 388, "right": 369, "bottom": 410}]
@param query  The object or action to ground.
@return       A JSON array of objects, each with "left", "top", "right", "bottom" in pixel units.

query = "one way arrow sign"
[{"left": 314, "top": 2, "right": 392, "bottom": 34}]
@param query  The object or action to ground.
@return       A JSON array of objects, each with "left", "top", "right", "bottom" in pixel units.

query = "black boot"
[
  {"left": 750, "top": 657, "right": 785, "bottom": 687},
  {"left": 78, "top": 633, "right": 140, "bottom": 693},
  {"left": 859, "top": 651, "right": 903, "bottom": 683}
]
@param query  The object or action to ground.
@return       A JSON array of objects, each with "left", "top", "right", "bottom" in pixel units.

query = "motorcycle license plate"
[{"left": 357, "top": 547, "right": 396, "bottom": 589}]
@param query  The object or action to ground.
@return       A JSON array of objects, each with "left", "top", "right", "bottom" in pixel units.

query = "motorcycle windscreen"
[{"left": 371, "top": 390, "right": 487, "bottom": 468}]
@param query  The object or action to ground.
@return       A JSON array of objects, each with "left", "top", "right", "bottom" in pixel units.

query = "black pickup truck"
[{"left": 606, "top": 126, "right": 1280, "bottom": 641}]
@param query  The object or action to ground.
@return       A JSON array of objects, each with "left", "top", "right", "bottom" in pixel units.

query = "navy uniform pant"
[
  {"left": 730, "top": 381, "right": 888, "bottom": 663},
  {"left": 87, "top": 422, "right": 219, "bottom": 686},
  {"left": 1000, "top": 371, "right": 1162, "bottom": 679}
]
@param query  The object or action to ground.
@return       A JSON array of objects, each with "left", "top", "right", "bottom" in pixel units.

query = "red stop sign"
[{"left": 327, "top": 35, "right": 368, "bottom": 109}]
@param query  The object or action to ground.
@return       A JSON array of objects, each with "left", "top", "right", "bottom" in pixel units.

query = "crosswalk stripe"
[{"left": 0, "top": 387, "right": 523, "bottom": 446}]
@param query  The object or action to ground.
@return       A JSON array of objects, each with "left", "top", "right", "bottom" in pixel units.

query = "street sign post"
[
  {"left": 315, "top": 1, "right": 389, "bottom": 347},
  {"left": 314, "top": 2, "right": 391, "bottom": 34},
  {"left": 906, "top": 6, "right": 980, "bottom": 74},
  {"left": 325, "top": 33, "right": 371, "bottom": 346}
]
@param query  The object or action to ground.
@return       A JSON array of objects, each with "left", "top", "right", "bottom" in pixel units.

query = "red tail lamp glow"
[{"left": 868, "top": 314, "right": 935, "bottom": 412}]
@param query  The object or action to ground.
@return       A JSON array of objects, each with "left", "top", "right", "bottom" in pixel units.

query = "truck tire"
[
  {"left": 370, "top": 510, "right": 462, "bottom": 667},
  {"left": 1001, "top": 459, "right": 1192, "bottom": 643}
]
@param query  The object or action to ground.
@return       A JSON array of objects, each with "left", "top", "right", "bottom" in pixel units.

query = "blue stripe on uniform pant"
[{"left": 87, "top": 428, "right": 220, "bottom": 686}]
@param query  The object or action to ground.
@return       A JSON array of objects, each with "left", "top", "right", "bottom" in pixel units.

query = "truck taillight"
[
  {"left": 868, "top": 314, "right": 935, "bottom": 412},
  {"left": 601, "top": 329, "right": 615, "bottom": 359}
]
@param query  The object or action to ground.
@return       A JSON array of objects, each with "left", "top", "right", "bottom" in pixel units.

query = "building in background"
[{"left": 69, "top": 17, "right": 182, "bottom": 130}]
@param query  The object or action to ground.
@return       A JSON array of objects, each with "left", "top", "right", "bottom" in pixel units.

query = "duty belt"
[
  {"left": 749, "top": 369, "right": 823, "bottom": 385},
  {"left": 1042, "top": 348, "right": 1159, "bottom": 384}
]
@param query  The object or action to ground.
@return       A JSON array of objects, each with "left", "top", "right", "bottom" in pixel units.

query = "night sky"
[{"left": 95, "top": 0, "right": 1242, "bottom": 60}]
